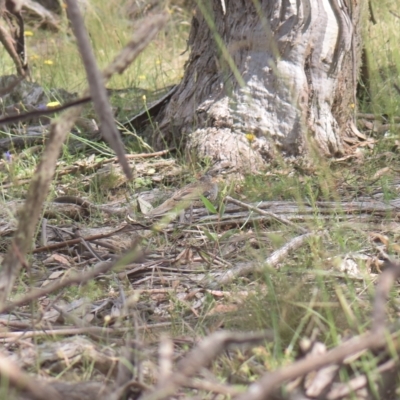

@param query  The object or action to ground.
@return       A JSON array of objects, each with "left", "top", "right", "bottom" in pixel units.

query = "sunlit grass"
[
  {"left": 0, "top": 0, "right": 189, "bottom": 92},
  {"left": 363, "top": 0, "right": 400, "bottom": 115}
]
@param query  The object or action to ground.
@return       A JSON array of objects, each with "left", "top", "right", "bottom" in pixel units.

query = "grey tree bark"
[{"left": 156, "top": 0, "right": 365, "bottom": 173}]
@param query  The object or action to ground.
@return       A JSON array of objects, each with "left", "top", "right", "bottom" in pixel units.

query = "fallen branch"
[
  {"left": 208, "top": 231, "right": 317, "bottom": 288},
  {"left": 0, "top": 350, "right": 62, "bottom": 400},
  {"left": 32, "top": 224, "right": 136, "bottom": 254},
  {"left": 139, "top": 330, "right": 273, "bottom": 400},
  {"left": 0, "top": 13, "right": 168, "bottom": 306},
  {"left": 225, "top": 195, "right": 308, "bottom": 233},
  {"left": 234, "top": 260, "right": 400, "bottom": 399}
]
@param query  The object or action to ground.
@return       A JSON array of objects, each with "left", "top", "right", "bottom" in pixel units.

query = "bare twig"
[
  {"left": 0, "top": 350, "right": 62, "bottom": 400},
  {"left": 0, "top": 13, "right": 167, "bottom": 306},
  {"left": 226, "top": 195, "right": 309, "bottom": 233},
  {"left": 32, "top": 224, "right": 146, "bottom": 254},
  {"left": 234, "top": 259, "right": 400, "bottom": 400},
  {"left": 139, "top": 330, "right": 273, "bottom": 400},
  {"left": 65, "top": 0, "right": 132, "bottom": 180},
  {"left": 235, "top": 332, "right": 388, "bottom": 400},
  {"left": 158, "top": 335, "right": 174, "bottom": 387},
  {"left": 0, "top": 260, "right": 114, "bottom": 314},
  {"left": 0, "top": 0, "right": 27, "bottom": 76},
  {"left": 326, "top": 359, "right": 396, "bottom": 399},
  {"left": 184, "top": 378, "right": 242, "bottom": 396},
  {"left": 389, "top": 9, "right": 400, "bottom": 19},
  {"left": 208, "top": 231, "right": 316, "bottom": 287},
  {"left": 40, "top": 218, "right": 48, "bottom": 247},
  {"left": 0, "top": 24, "right": 25, "bottom": 75},
  {"left": 0, "top": 96, "right": 91, "bottom": 126},
  {"left": 102, "top": 14, "right": 168, "bottom": 80},
  {"left": 0, "top": 326, "right": 117, "bottom": 340},
  {"left": 0, "top": 323, "right": 173, "bottom": 342},
  {"left": 372, "top": 260, "right": 400, "bottom": 333}
]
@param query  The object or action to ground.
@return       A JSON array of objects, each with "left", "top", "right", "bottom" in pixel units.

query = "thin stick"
[
  {"left": 65, "top": 0, "right": 132, "bottom": 180},
  {"left": 0, "top": 350, "right": 61, "bottom": 400},
  {"left": 234, "top": 260, "right": 400, "bottom": 400},
  {"left": 32, "top": 225, "right": 130, "bottom": 254},
  {"left": 0, "top": 12, "right": 166, "bottom": 302},
  {"left": 139, "top": 331, "right": 273, "bottom": 400},
  {"left": 210, "top": 231, "right": 316, "bottom": 287},
  {"left": 226, "top": 195, "right": 308, "bottom": 233},
  {"left": 0, "top": 260, "right": 115, "bottom": 314}
]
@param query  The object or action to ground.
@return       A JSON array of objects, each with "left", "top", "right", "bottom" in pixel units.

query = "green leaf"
[
  {"left": 202, "top": 229, "right": 218, "bottom": 242},
  {"left": 219, "top": 229, "right": 236, "bottom": 241},
  {"left": 219, "top": 201, "right": 226, "bottom": 218},
  {"left": 200, "top": 195, "right": 217, "bottom": 213}
]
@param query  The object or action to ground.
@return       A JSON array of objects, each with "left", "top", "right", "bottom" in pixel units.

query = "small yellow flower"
[
  {"left": 46, "top": 101, "right": 61, "bottom": 108},
  {"left": 138, "top": 75, "right": 146, "bottom": 80},
  {"left": 350, "top": 103, "right": 355, "bottom": 109},
  {"left": 29, "top": 54, "right": 39, "bottom": 61},
  {"left": 142, "top": 95, "right": 146, "bottom": 102},
  {"left": 24, "top": 31, "right": 34, "bottom": 37},
  {"left": 245, "top": 133, "right": 256, "bottom": 142},
  {"left": 43, "top": 60, "right": 54, "bottom": 65},
  {"left": 156, "top": 59, "right": 161, "bottom": 65}
]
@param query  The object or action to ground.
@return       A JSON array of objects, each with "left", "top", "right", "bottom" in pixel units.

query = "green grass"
[
  {"left": 7, "top": 0, "right": 190, "bottom": 92},
  {"left": 362, "top": 0, "right": 400, "bottom": 116},
  {"left": 1, "top": 0, "right": 400, "bottom": 397}
]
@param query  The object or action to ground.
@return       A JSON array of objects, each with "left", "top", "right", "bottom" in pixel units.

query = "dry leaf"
[{"left": 42, "top": 270, "right": 65, "bottom": 287}]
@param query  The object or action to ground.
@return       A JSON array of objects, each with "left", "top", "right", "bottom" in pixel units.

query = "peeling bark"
[{"left": 157, "top": 0, "right": 364, "bottom": 172}]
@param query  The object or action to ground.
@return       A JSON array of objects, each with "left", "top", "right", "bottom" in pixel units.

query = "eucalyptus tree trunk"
[{"left": 157, "top": 0, "right": 365, "bottom": 173}]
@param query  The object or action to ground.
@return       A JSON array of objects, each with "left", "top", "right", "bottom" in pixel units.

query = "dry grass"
[
  {"left": 1, "top": 0, "right": 400, "bottom": 399},
  {"left": 0, "top": 0, "right": 189, "bottom": 91}
]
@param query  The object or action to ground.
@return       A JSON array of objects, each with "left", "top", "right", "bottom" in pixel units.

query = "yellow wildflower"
[
  {"left": 46, "top": 101, "right": 61, "bottom": 108},
  {"left": 245, "top": 133, "right": 256, "bottom": 142}
]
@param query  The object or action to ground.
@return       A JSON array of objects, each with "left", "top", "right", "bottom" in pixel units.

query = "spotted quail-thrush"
[{"left": 147, "top": 174, "right": 218, "bottom": 218}]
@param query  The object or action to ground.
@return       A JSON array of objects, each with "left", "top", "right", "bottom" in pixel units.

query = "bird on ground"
[{"left": 146, "top": 174, "right": 218, "bottom": 220}]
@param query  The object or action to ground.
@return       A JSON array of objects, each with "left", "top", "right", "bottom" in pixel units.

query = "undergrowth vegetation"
[{"left": 0, "top": 0, "right": 400, "bottom": 398}]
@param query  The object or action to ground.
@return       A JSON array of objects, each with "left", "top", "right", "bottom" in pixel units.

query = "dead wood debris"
[
  {"left": 0, "top": 11, "right": 169, "bottom": 305},
  {"left": 233, "top": 260, "right": 400, "bottom": 400},
  {"left": 0, "top": 193, "right": 399, "bottom": 399},
  {"left": 206, "top": 231, "right": 318, "bottom": 288},
  {"left": 226, "top": 195, "right": 309, "bottom": 233},
  {"left": 5, "top": 261, "right": 399, "bottom": 399},
  {"left": 139, "top": 330, "right": 274, "bottom": 400}
]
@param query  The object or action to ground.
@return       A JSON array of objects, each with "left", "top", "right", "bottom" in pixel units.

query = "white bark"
[{"left": 157, "top": 0, "right": 364, "bottom": 172}]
